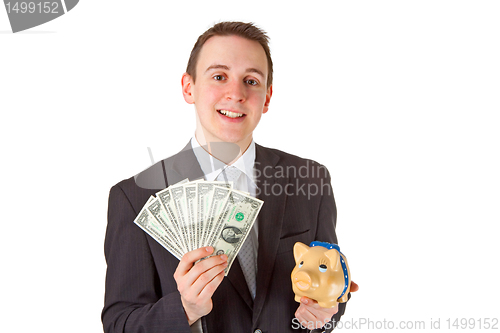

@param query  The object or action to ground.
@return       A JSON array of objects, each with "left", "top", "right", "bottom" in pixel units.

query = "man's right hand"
[{"left": 173, "top": 246, "right": 228, "bottom": 325}]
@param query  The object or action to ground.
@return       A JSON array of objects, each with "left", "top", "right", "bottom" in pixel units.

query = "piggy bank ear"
[
  {"left": 324, "top": 248, "right": 341, "bottom": 270},
  {"left": 293, "top": 242, "right": 309, "bottom": 262}
]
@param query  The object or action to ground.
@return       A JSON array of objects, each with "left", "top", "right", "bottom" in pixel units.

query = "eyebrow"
[
  {"left": 246, "top": 67, "right": 265, "bottom": 78},
  {"left": 205, "top": 64, "right": 265, "bottom": 78},
  {"left": 205, "top": 64, "right": 230, "bottom": 73}
]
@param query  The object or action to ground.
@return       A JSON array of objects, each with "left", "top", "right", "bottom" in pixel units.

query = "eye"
[
  {"left": 299, "top": 261, "right": 304, "bottom": 268},
  {"left": 246, "top": 79, "right": 258, "bottom": 86},
  {"left": 213, "top": 75, "right": 226, "bottom": 81},
  {"left": 319, "top": 264, "right": 327, "bottom": 273}
]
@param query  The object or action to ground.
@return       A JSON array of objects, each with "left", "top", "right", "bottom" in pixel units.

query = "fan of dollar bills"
[{"left": 134, "top": 178, "right": 264, "bottom": 275}]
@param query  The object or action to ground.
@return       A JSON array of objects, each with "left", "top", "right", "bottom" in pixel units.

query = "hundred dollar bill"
[
  {"left": 146, "top": 197, "right": 184, "bottom": 254},
  {"left": 156, "top": 188, "right": 188, "bottom": 253},
  {"left": 134, "top": 196, "right": 183, "bottom": 260},
  {"left": 209, "top": 191, "right": 263, "bottom": 275}
]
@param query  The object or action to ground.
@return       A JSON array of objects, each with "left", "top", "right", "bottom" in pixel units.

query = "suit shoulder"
[
  {"left": 109, "top": 175, "right": 157, "bottom": 213},
  {"left": 109, "top": 141, "right": 197, "bottom": 208},
  {"left": 109, "top": 158, "right": 168, "bottom": 212}
]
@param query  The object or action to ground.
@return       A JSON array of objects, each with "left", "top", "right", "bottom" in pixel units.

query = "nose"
[
  {"left": 225, "top": 79, "right": 246, "bottom": 103},
  {"left": 293, "top": 271, "right": 312, "bottom": 291}
]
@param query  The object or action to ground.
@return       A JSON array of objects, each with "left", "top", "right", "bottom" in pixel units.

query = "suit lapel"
[
  {"left": 252, "top": 144, "right": 288, "bottom": 322},
  {"left": 227, "top": 255, "right": 254, "bottom": 309},
  {"left": 166, "top": 142, "right": 205, "bottom": 183}
]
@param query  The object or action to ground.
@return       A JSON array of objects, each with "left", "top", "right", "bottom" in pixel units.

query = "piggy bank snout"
[{"left": 292, "top": 271, "right": 312, "bottom": 291}]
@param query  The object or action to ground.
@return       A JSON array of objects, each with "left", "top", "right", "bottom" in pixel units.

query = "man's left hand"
[
  {"left": 294, "top": 281, "right": 359, "bottom": 330},
  {"left": 294, "top": 297, "right": 338, "bottom": 330}
]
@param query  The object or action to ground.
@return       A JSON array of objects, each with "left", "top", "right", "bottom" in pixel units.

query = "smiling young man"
[
  {"left": 102, "top": 22, "right": 353, "bottom": 333},
  {"left": 183, "top": 34, "right": 272, "bottom": 154}
]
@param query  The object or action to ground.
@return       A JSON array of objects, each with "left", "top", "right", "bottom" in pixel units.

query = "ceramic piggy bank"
[{"left": 291, "top": 241, "right": 351, "bottom": 308}]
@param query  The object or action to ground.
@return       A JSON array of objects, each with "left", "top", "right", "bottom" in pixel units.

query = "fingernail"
[
  {"left": 302, "top": 298, "right": 308, "bottom": 304},
  {"left": 220, "top": 254, "right": 228, "bottom": 260},
  {"left": 206, "top": 246, "right": 212, "bottom": 252}
]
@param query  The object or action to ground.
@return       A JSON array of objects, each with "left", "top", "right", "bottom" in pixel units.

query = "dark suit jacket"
[{"left": 102, "top": 143, "right": 347, "bottom": 333}]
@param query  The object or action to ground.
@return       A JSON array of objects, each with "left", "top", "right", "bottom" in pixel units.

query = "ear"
[
  {"left": 262, "top": 85, "right": 273, "bottom": 114},
  {"left": 182, "top": 72, "right": 195, "bottom": 104},
  {"left": 324, "top": 248, "right": 341, "bottom": 270},
  {"left": 293, "top": 242, "right": 309, "bottom": 262}
]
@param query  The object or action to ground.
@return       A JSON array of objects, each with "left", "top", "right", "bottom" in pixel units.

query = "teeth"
[{"left": 219, "top": 110, "right": 244, "bottom": 118}]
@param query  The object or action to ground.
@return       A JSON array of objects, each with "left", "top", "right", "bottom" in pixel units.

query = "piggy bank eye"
[
  {"left": 299, "top": 261, "right": 304, "bottom": 268},
  {"left": 319, "top": 264, "right": 327, "bottom": 273}
]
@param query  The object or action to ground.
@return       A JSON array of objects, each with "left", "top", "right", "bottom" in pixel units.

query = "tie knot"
[{"left": 217, "top": 166, "right": 242, "bottom": 183}]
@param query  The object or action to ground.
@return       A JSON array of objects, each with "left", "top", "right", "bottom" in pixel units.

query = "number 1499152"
[
  {"left": 446, "top": 318, "right": 498, "bottom": 330},
  {"left": 5, "top": 2, "right": 59, "bottom": 14}
]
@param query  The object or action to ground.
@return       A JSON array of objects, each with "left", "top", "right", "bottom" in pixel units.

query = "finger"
[
  {"left": 176, "top": 247, "right": 214, "bottom": 275},
  {"left": 350, "top": 281, "right": 359, "bottom": 292},
  {"left": 300, "top": 297, "right": 319, "bottom": 308},
  {"left": 178, "top": 253, "right": 228, "bottom": 293},
  {"left": 295, "top": 304, "right": 316, "bottom": 327},
  {"left": 295, "top": 304, "right": 324, "bottom": 329},
  {"left": 197, "top": 266, "right": 226, "bottom": 299},
  {"left": 298, "top": 299, "right": 325, "bottom": 322},
  {"left": 188, "top": 253, "right": 228, "bottom": 278},
  {"left": 300, "top": 297, "right": 338, "bottom": 322},
  {"left": 185, "top": 261, "right": 227, "bottom": 302}
]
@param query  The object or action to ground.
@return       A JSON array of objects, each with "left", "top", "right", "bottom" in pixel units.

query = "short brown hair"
[{"left": 186, "top": 21, "right": 273, "bottom": 88}]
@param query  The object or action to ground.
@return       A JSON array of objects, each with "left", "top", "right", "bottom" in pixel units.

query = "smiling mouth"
[{"left": 218, "top": 110, "right": 245, "bottom": 118}]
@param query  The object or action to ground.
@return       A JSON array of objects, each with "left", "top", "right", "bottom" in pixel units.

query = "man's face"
[{"left": 182, "top": 35, "right": 272, "bottom": 150}]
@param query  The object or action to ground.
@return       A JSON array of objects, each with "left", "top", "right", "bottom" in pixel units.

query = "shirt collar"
[{"left": 190, "top": 136, "right": 256, "bottom": 184}]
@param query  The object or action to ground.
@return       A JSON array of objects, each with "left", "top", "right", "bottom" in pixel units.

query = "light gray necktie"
[{"left": 216, "top": 166, "right": 257, "bottom": 299}]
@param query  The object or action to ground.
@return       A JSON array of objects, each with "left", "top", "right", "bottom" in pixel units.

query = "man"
[{"left": 102, "top": 22, "right": 356, "bottom": 333}]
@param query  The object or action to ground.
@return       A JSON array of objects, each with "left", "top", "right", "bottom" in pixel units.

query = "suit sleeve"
[
  {"left": 312, "top": 166, "right": 348, "bottom": 332},
  {"left": 315, "top": 167, "right": 338, "bottom": 245},
  {"left": 102, "top": 184, "right": 191, "bottom": 333}
]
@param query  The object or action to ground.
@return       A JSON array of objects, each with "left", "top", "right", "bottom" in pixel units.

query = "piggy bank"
[{"left": 291, "top": 241, "right": 351, "bottom": 308}]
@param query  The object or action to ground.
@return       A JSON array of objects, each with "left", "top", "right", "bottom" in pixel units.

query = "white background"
[{"left": 1, "top": 1, "right": 499, "bottom": 332}]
